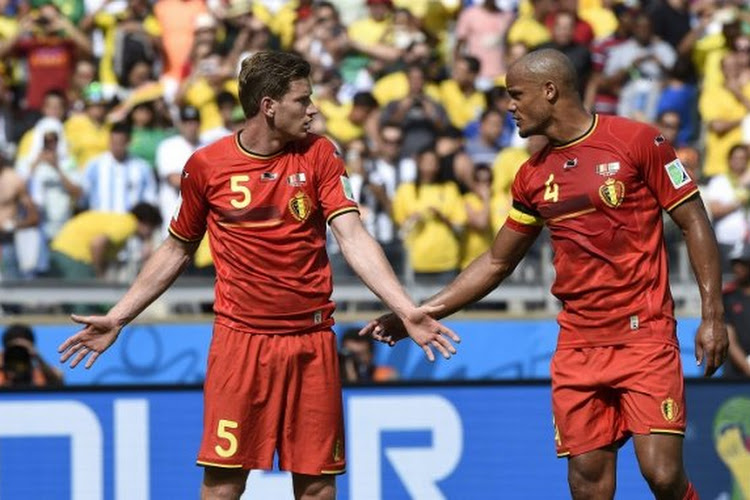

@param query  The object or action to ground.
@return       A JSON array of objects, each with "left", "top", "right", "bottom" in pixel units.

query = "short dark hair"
[
  {"left": 352, "top": 91, "right": 378, "bottom": 109},
  {"left": 43, "top": 89, "right": 67, "bottom": 104},
  {"left": 216, "top": 90, "right": 237, "bottom": 108},
  {"left": 461, "top": 55, "right": 481, "bottom": 75},
  {"left": 130, "top": 202, "right": 163, "bottom": 227},
  {"left": 238, "top": 51, "right": 311, "bottom": 118},
  {"left": 341, "top": 327, "right": 373, "bottom": 348},
  {"left": 2, "top": 324, "right": 34, "bottom": 348},
  {"left": 110, "top": 121, "right": 132, "bottom": 138}
]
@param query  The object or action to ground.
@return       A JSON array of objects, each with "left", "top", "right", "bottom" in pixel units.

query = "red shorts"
[
  {"left": 551, "top": 343, "right": 686, "bottom": 457},
  {"left": 197, "top": 323, "right": 346, "bottom": 475}
]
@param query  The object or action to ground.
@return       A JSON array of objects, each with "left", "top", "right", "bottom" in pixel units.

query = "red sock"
[{"left": 682, "top": 482, "right": 699, "bottom": 500}]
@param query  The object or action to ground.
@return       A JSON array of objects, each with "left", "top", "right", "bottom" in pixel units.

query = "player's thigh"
[
  {"left": 201, "top": 466, "right": 250, "bottom": 500},
  {"left": 617, "top": 343, "right": 686, "bottom": 436},
  {"left": 292, "top": 473, "right": 336, "bottom": 500},
  {"left": 551, "top": 348, "right": 625, "bottom": 457}
]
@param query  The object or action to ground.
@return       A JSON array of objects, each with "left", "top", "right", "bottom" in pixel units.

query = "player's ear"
[
  {"left": 260, "top": 96, "right": 276, "bottom": 118},
  {"left": 543, "top": 81, "right": 558, "bottom": 103}
]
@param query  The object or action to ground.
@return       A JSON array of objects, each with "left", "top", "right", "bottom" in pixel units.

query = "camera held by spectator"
[
  {"left": 0, "top": 324, "right": 64, "bottom": 388},
  {"left": 339, "top": 328, "right": 398, "bottom": 383}
]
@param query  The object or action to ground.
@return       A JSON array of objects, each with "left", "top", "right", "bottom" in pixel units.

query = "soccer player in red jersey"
[
  {"left": 57, "top": 51, "right": 460, "bottom": 500},
  {"left": 361, "top": 49, "right": 728, "bottom": 500}
]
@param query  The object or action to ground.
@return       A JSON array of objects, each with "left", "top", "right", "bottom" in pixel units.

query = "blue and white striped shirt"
[{"left": 83, "top": 152, "right": 157, "bottom": 212}]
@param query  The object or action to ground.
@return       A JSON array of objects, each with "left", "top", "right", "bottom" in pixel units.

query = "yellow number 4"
[
  {"left": 215, "top": 419, "right": 239, "bottom": 458},
  {"left": 544, "top": 173, "right": 559, "bottom": 203},
  {"left": 230, "top": 175, "right": 251, "bottom": 209}
]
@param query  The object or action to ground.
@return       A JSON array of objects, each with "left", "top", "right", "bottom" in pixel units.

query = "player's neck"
[
  {"left": 547, "top": 108, "right": 595, "bottom": 147},
  {"left": 238, "top": 122, "right": 287, "bottom": 156}
]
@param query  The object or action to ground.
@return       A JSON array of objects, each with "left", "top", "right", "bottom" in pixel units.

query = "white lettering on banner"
[
  {"left": 0, "top": 401, "right": 104, "bottom": 500},
  {"left": 348, "top": 395, "right": 463, "bottom": 500},
  {"left": 115, "top": 400, "right": 150, "bottom": 500}
]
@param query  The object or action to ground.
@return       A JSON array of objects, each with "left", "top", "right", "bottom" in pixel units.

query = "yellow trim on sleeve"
[
  {"left": 509, "top": 207, "right": 544, "bottom": 226},
  {"left": 196, "top": 460, "right": 245, "bottom": 469},
  {"left": 168, "top": 227, "right": 203, "bottom": 243},
  {"left": 326, "top": 207, "right": 360, "bottom": 224},
  {"left": 666, "top": 188, "right": 699, "bottom": 212}
]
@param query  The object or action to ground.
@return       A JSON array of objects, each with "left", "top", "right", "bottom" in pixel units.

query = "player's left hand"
[{"left": 695, "top": 317, "right": 729, "bottom": 377}]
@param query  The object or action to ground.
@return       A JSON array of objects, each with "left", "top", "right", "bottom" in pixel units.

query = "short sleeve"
[
  {"left": 630, "top": 125, "right": 698, "bottom": 212},
  {"left": 313, "top": 138, "right": 360, "bottom": 223},
  {"left": 168, "top": 153, "right": 209, "bottom": 242},
  {"left": 505, "top": 163, "right": 544, "bottom": 234}
]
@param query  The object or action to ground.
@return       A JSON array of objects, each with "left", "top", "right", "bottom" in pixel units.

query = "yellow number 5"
[
  {"left": 230, "top": 175, "right": 251, "bottom": 209},
  {"left": 215, "top": 419, "right": 239, "bottom": 458}
]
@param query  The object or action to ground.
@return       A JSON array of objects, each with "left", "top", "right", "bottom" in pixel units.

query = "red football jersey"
[
  {"left": 169, "top": 133, "right": 359, "bottom": 334},
  {"left": 506, "top": 115, "right": 699, "bottom": 347}
]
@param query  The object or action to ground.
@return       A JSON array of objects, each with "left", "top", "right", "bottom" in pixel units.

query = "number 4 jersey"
[
  {"left": 169, "top": 133, "right": 359, "bottom": 334},
  {"left": 505, "top": 115, "right": 699, "bottom": 347}
]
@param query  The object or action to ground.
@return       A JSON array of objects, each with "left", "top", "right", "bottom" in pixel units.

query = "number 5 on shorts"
[{"left": 215, "top": 419, "right": 239, "bottom": 458}]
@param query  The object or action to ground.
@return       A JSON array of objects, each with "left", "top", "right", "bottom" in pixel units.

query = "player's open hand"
[
  {"left": 58, "top": 314, "right": 122, "bottom": 369},
  {"left": 359, "top": 312, "right": 407, "bottom": 346},
  {"left": 695, "top": 317, "right": 729, "bottom": 377}
]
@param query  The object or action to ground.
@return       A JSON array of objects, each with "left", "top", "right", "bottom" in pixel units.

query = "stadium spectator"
[
  {"left": 16, "top": 90, "right": 68, "bottom": 165},
  {"left": 49, "top": 202, "right": 162, "bottom": 280},
  {"left": 156, "top": 105, "right": 203, "bottom": 235},
  {"left": 454, "top": 0, "right": 515, "bottom": 88},
  {"left": 0, "top": 3, "right": 92, "bottom": 112},
  {"left": 704, "top": 144, "right": 750, "bottom": 272},
  {"left": 435, "top": 126, "right": 475, "bottom": 196},
  {"left": 200, "top": 90, "right": 239, "bottom": 145},
  {"left": 655, "top": 57, "right": 699, "bottom": 147},
  {"left": 544, "top": 0, "right": 594, "bottom": 47},
  {"left": 338, "top": 327, "right": 398, "bottom": 383},
  {"left": 539, "top": 11, "right": 592, "bottom": 92},
  {"left": 464, "top": 108, "right": 504, "bottom": 166},
  {"left": 646, "top": 0, "right": 692, "bottom": 52},
  {"left": 380, "top": 64, "right": 449, "bottom": 158},
  {"left": 0, "top": 154, "right": 39, "bottom": 280},
  {"left": 506, "top": 0, "right": 553, "bottom": 50},
  {"left": 584, "top": 2, "right": 635, "bottom": 115},
  {"left": 604, "top": 12, "right": 677, "bottom": 122},
  {"left": 722, "top": 241, "right": 750, "bottom": 378},
  {"left": 153, "top": 0, "right": 208, "bottom": 82},
  {"left": 0, "top": 323, "right": 64, "bottom": 387},
  {"left": 699, "top": 52, "right": 750, "bottom": 177},
  {"left": 363, "top": 48, "right": 727, "bottom": 500},
  {"left": 57, "top": 51, "right": 457, "bottom": 500},
  {"left": 393, "top": 146, "right": 466, "bottom": 283},
  {"left": 438, "top": 54, "right": 485, "bottom": 130},
  {"left": 67, "top": 58, "right": 97, "bottom": 113},
  {"left": 655, "top": 110, "right": 682, "bottom": 147},
  {"left": 64, "top": 82, "right": 111, "bottom": 169},
  {"left": 460, "top": 164, "right": 493, "bottom": 269},
  {"left": 82, "top": 122, "right": 157, "bottom": 212}
]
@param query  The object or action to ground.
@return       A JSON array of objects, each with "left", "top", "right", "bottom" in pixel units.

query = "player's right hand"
[{"left": 58, "top": 314, "right": 122, "bottom": 369}]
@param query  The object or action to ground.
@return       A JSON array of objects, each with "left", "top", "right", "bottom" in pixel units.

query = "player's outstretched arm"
[
  {"left": 330, "top": 212, "right": 459, "bottom": 361},
  {"left": 669, "top": 195, "right": 728, "bottom": 376},
  {"left": 58, "top": 235, "right": 200, "bottom": 369},
  {"left": 359, "top": 224, "right": 540, "bottom": 345}
]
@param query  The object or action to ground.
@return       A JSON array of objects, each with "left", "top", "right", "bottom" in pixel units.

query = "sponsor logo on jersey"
[
  {"left": 654, "top": 134, "right": 666, "bottom": 146},
  {"left": 595, "top": 162, "right": 620, "bottom": 176},
  {"left": 289, "top": 191, "right": 312, "bottom": 221},
  {"left": 261, "top": 172, "right": 278, "bottom": 182},
  {"left": 599, "top": 178, "right": 625, "bottom": 208},
  {"left": 564, "top": 158, "right": 578, "bottom": 169},
  {"left": 182, "top": 170, "right": 189, "bottom": 179},
  {"left": 664, "top": 158, "right": 690, "bottom": 188},
  {"left": 661, "top": 397, "right": 678, "bottom": 422},
  {"left": 341, "top": 176, "right": 356, "bottom": 202},
  {"left": 287, "top": 173, "right": 307, "bottom": 186}
]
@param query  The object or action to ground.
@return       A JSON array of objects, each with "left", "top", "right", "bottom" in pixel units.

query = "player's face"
[
  {"left": 273, "top": 78, "right": 317, "bottom": 140},
  {"left": 506, "top": 71, "right": 551, "bottom": 138}
]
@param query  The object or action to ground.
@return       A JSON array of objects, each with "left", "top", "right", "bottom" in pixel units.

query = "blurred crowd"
[{"left": 0, "top": 0, "right": 750, "bottom": 287}]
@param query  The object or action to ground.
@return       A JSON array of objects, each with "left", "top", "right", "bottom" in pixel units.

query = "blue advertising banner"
[
  {"left": 0, "top": 382, "right": 746, "bottom": 499},
  {"left": 25, "top": 318, "right": 705, "bottom": 385}
]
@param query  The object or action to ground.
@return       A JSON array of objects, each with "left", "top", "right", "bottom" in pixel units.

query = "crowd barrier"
[
  {"left": 25, "top": 318, "right": 706, "bottom": 385},
  {"left": 0, "top": 382, "right": 747, "bottom": 499}
]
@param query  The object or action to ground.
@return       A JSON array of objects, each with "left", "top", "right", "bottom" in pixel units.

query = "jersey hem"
[
  {"left": 326, "top": 207, "right": 359, "bottom": 224},
  {"left": 665, "top": 188, "right": 699, "bottom": 212}
]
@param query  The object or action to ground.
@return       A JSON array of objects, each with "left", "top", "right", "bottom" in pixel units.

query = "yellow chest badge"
[
  {"left": 599, "top": 178, "right": 625, "bottom": 208},
  {"left": 289, "top": 191, "right": 312, "bottom": 221}
]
